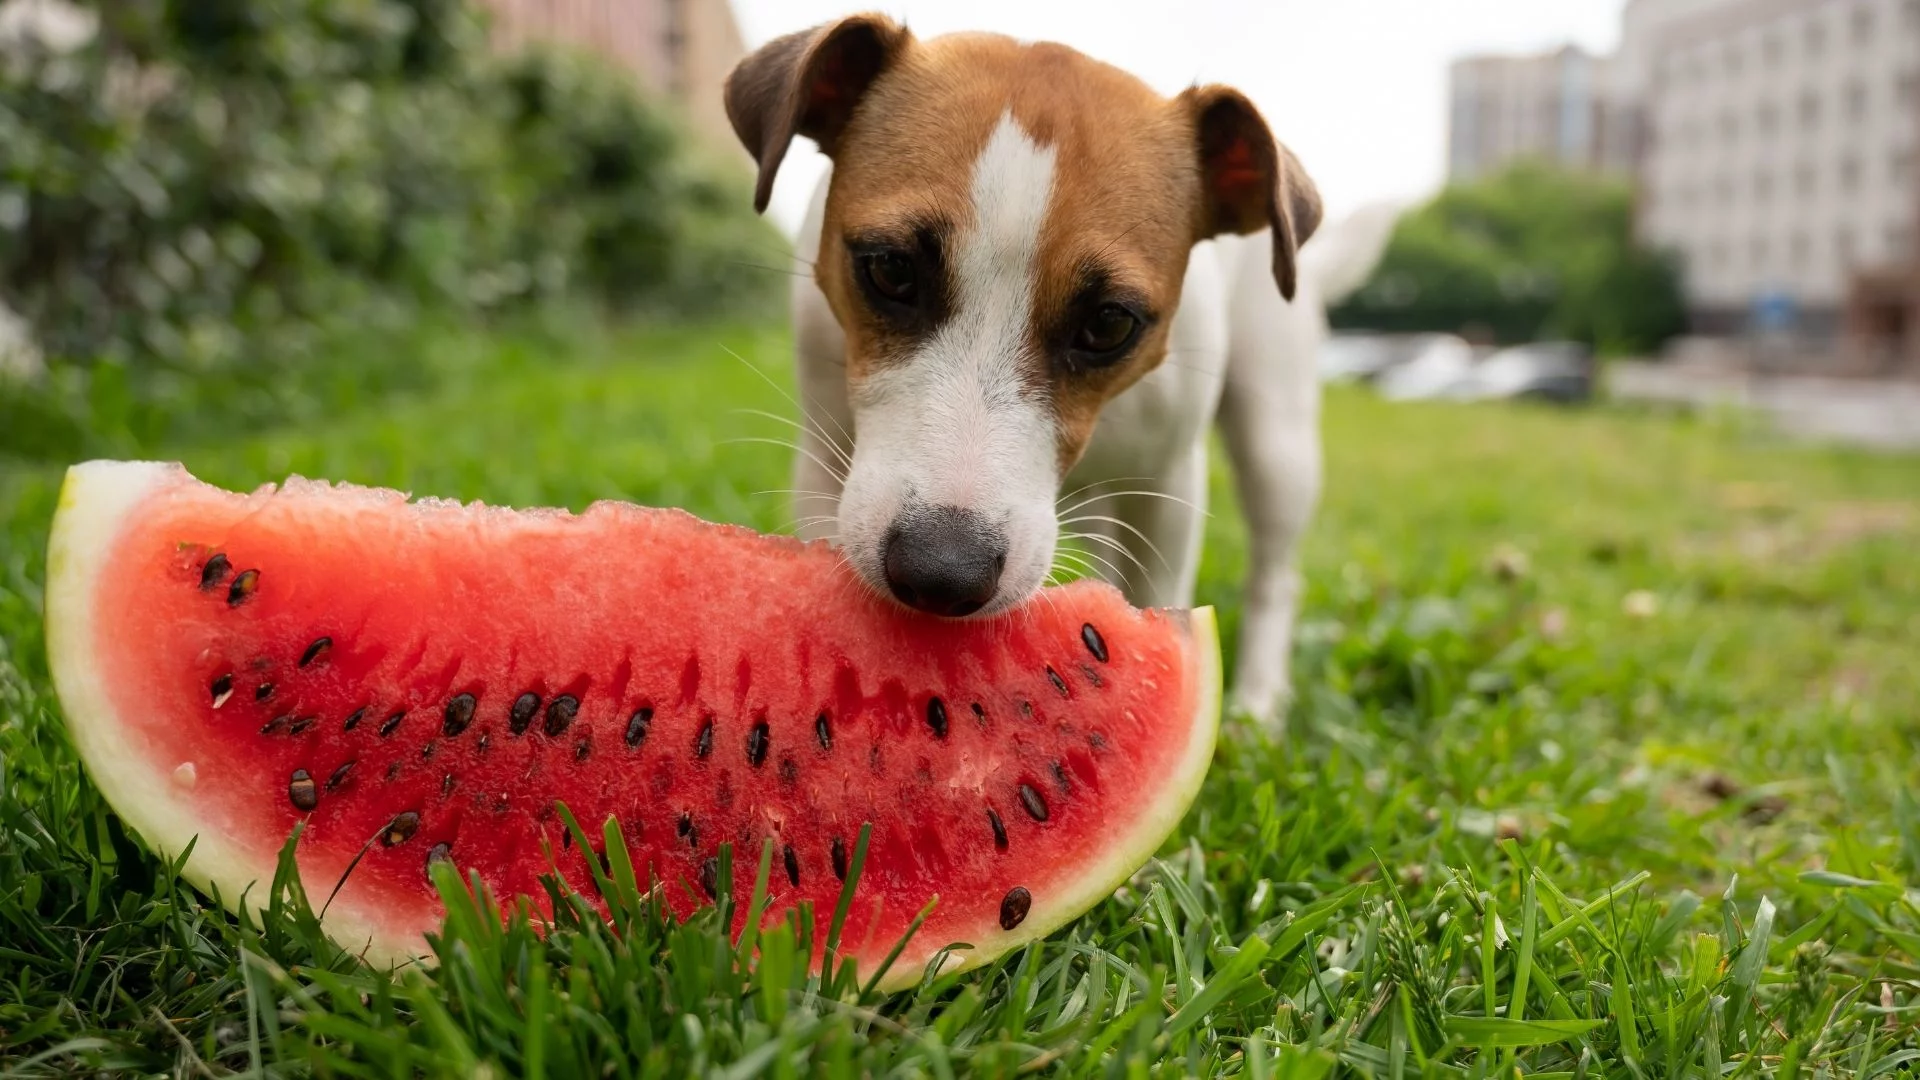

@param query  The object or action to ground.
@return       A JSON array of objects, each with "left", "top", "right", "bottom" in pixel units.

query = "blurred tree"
[
  {"left": 0, "top": 0, "right": 781, "bottom": 445},
  {"left": 1330, "top": 164, "right": 1686, "bottom": 356}
]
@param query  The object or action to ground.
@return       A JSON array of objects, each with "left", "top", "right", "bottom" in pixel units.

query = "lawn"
[{"left": 2, "top": 320, "right": 1919, "bottom": 1075}]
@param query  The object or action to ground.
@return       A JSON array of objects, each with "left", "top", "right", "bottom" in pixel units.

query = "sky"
[{"left": 729, "top": 0, "right": 1624, "bottom": 235}]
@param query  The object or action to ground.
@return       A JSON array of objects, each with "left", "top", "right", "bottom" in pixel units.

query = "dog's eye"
[
  {"left": 860, "top": 251, "right": 918, "bottom": 304},
  {"left": 1073, "top": 304, "right": 1141, "bottom": 361}
]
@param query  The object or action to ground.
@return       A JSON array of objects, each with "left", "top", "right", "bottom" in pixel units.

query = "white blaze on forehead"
[{"left": 837, "top": 111, "right": 1065, "bottom": 611}]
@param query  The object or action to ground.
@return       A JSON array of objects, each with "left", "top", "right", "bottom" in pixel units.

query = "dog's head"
[{"left": 727, "top": 15, "right": 1319, "bottom": 616}]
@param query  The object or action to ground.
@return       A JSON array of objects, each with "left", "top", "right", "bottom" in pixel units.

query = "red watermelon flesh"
[{"left": 44, "top": 461, "right": 1219, "bottom": 989}]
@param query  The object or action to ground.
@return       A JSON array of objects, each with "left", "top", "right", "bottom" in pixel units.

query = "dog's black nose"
[{"left": 882, "top": 507, "right": 1007, "bottom": 618}]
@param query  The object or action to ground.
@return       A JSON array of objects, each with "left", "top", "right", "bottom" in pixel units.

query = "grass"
[{"left": 3, "top": 319, "right": 1920, "bottom": 1075}]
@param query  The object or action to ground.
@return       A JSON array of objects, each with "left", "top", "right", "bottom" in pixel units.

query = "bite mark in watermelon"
[{"left": 45, "top": 461, "right": 1219, "bottom": 988}]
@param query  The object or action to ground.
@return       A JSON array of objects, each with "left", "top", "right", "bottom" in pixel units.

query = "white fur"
[
  {"left": 829, "top": 113, "right": 1063, "bottom": 613},
  {"left": 790, "top": 147, "right": 1392, "bottom": 726}
]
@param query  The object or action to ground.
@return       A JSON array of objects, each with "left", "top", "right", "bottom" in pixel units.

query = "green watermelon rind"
[{"left": 45, "top": 459, "right": 1223, "bottom": 989}]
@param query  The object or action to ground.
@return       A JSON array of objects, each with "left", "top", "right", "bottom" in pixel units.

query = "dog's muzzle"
[{"left": 881, "top": 505, "right": 1007, "bottom": 618}]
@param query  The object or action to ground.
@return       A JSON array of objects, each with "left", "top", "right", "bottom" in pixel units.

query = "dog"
[{"left": 723, "top": 14, "right": 1395, "bottom": 726}]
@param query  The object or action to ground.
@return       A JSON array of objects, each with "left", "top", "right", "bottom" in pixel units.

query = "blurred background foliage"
[
  {"left": 1331, "top": 164, "right": 1688, "bottom": 356},
  {"left": 0, "top": 0, "right": 783, "bottom": 459}
]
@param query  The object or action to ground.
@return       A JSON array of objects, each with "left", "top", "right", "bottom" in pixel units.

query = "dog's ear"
[
  {"left": 725, "top": 14, "right": 912, "bottom": 214},
  {"left": 1178, "top": 85, "right": 1323, "bottom": 301}
]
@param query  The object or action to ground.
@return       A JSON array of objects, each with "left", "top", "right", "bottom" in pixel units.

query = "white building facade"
[{"left": 1633, "top": 0, "right": 1920, "bottom": 334}]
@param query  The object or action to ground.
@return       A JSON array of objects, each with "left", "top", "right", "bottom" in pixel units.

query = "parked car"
[
  {"left": 1442, "top": 342, "right": 1594, "bottom": 403},
  {"left": 1374, "top": 335, "right": 1478, "bottom": 400}
]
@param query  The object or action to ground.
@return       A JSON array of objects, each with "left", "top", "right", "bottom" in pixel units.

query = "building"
[
  {"left": 1632, "top": 0, "right": 1920, "bottom": 345},
  {"left": 1447, "top": 46, "right": 1639, "bottom": 181},
  {"left": 480, "top": 0, "right": 745, "bottom": 151}
]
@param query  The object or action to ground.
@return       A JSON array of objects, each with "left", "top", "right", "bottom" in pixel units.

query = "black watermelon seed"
[
  {"left": 1000, "top": 886, "right": 1032, "bottom": 930},
  {"left": 325, "top": 760, "right": 355, "bottom": 791},
  {"left": 420, "top": 741, "right": 437, "bottom": 760},
  {"left": 226, "top": 569, "right": 259, "bottom": 607},
  {"left": 1080, "top": 623, "right": 1108, "bottom": 663},
  {"left": 543, "top": 695, "right": 579, "bottom": 737},
  {"left": 343, "top": 706, "right": 366, "bottom": 732},
  {"left": 383, "top": 811, "right": 420, "bottom": 846},
  {"left": 971, "top": 702, "right": 987, "bottom": 726},
  {"left": 299, "top": 636, "right": 332, "bottom": 668},
  {"left": 868, "top": 744, "right": 882, "bottom": 772},
  {"left": 1020, "top": 700, "right": 1034, "bottom": 719},
  {"left": 287, "top": 716, "right": 315, "bottom": 736},
  {"left": 254, "top": 682, "right": 275, "bottom": 702},
  {"left": 426, "top": 842, "right": 452, "bottom": 875},
  {"left": 509, "top": 692, "right": 540, "bottom": 736},
  {"left": 1019, "top": 783, "right": 1049, "bottom": 823},
  {"left": 625, "top": 707, "right": 653, "bottom": 748},
  {"left": 746, "top": 720, "right": 769, "bottom": 767},
  {"left": 574, "top": 738, "right": 591, "bottom": 762},
  {"left": 259, "top": 715, "right": 291, "bottom": 736},
  {"left": 695, "top": 717, "right": 714, "bottom": 760},
  {"left": 1051, "top": 761, "right": 1071, "bottom": 793},
  {"left": 815, "top": 712, "right": 832, "bottom": 751},
  {"left": 1089, "top": 731, "right": 1108, "bottom": 751},
  {"left": 288, "top": 769, "right": 318, "bottom": 811},
  {"left": 199, "top": 553, "right": 232, "bottom": 590},
  {"left": 699, "top": 856, "right": 718, "bottom": 899},
  {"left": 378, "top": 711, "right": 406, "bottom": 737},
  {"left": 783, "top": 843, "right": 800, "bottom": 887},
  {"left": 988, "top": 808, "right": 1008, "bottom": 850},
  {"left": 1080, "top": 664, "right": 1104, "bottom": 688},
  {"left": 559, "top": 827, "right": 572, "bottom": 850},
  {"left": 1046, "top": 666, "right": 1069, "bottom": 697},
  {"left": 676, "top": 812, "right": 695, "bottom": 844},
  {"left": 440, "top": 773, "right": 455, "bottom": 797},
  {"left": 777, "top": 756, "right": 799, "bottom": 785},
  {"left": 925, "top": 697, "right": 949, "bottom": 739},
  {"left": 830, "top": 836, "right": 848, "bottom": 881},
  {"left": 210, "top": 674, "right": 233, "bottom": 707},
  {"left": 385, "top": 761, "right": 401, "bottom": 780},
  {"left": 477, "top": 733, "right": 491, "bottom": 754},
  {"left": 442, "top": 693, "right": 477, "bottom": 737}
]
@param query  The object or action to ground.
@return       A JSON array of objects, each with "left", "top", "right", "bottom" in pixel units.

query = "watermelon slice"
[{"left": 44, "top": 461, "right": 1218, "bottom": 989}]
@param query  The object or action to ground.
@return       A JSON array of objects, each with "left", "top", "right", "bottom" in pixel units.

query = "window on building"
[
  {"left": 1836, "top": 227, "right": 1856, "bottom": 267},
  {"left": 1852, "top": 4, "right": 1875, "bottom": 41},
  {"left": 1891, "top": 224, "right": 1917, "bottom": 259},
  {"left": 1804, "top": 16, "right": 1827, "bottom": 55},
  {"left": 1763, "top": 31, "right": 1783, "bottom": 62},
  {"left": 1750, "top": 235, "right": 1771, "bottom": 270},
  {"left": 1901, "top": 72, "right": 1919, "bottom": 106},
  {"left": 1795, "top": 161, "right": 1818, "bottom": 195},
  {"left": 1896, "top": 150, "right": 1916, "bottom": 185},
  {"left": 1839, "top": 155, "right": 1862, "bottom": 192},
  {"left": 1799, "top": 90, "right": 1821, "bottom": 127},
  {"left": 1754, "top": 171, "right": 1774, "bottom": 201},
  {"left": 1724, "top": 40, "right": 1743, "bottom": 75},
  {"left": 1721, "top": 110, "right": 1741, "bottom": 142},
  {"left": 1845, "top": 80, "right": 1869, "bottom": 122},
  {"left": 1789, "top": 233, "right": 1810, "bottom": 263},
  {"left": 1709, "top": 241, "right": 1729, "bottom": 271}
]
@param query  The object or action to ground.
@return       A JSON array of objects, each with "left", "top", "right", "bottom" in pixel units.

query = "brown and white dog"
[{"left": 724, "top": 14, "right": 1393, "bottom": 725}]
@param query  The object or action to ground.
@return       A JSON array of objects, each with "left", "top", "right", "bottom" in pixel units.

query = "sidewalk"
[{"left": 1608, "top": 362, "right": 1920, "bottom": 451}]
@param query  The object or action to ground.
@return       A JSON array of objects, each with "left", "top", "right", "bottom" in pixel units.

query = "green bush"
[
  {"left": 0, "top": 0, "right": 782, "bottom": 456},
  {"left": 1331, "top": 164, "right": 1686, "bottom": 356}
]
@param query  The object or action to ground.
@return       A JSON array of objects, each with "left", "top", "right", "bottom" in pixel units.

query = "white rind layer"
[
  {"left": 893, "top": 606, "right": 1220, "bottom": 990},
  {"left": 46, "top": 460, "right": 1222, "bottom": 988},
  {"left": 45, "top": 460, "right": 392, "bottom": 961}
]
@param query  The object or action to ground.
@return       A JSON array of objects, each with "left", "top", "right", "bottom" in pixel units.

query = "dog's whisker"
[
  {"left": 1056, "top": 513, "right": 1169, "bottom": 570},
  {"left": 718, "top": 346, "right": 856, "bottom": 466},
  {"left": 727, "top": 260, "right": 815, "bottom": 280},
  {"left": 1060, "top": 530, "right": 1150, "bottom": 578},
  {"left": 730, "top": 407, "right": 855, "bottom": 471},
  {"left": 1055, "top": 477, "right": 1159, "bottom": 517},
  {"left": 1064, "top": 489, "right": 1210, "bottom": 518},
  {"left": 720, "top": 436, "right": 848, "bottom": 485}
]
